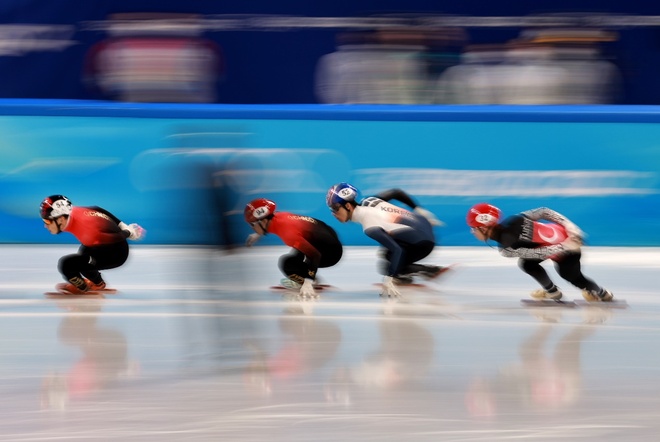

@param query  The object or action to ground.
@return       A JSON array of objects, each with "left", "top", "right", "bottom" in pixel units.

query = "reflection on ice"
[
  {"left": 326, "top": 317, "right": 434, "bottom": 406},
  {"left": 41, "top": 299, "right": 139, "bottom": 411},
  {"left": 1, "top": 245, "right": 660, "bottom": 440},
  {"left": 243, "top": 315, "right": 342, "bottom": 397}
]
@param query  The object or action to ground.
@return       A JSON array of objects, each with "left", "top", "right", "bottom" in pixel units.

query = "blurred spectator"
[
  {"left": 435, "top": 44, "right": 509, "bottom": 104},
  {"left": 520, "top": 28, "right": 621, "bottom": 104},
  {"left": 436, "top": 27, "right": 621, "bottom": 104},
  {"left": 315, "top": 27, "right": 465, "bottom": 105},
  {"left": 84, "top": 13, "right": 222, "bottom": 103},
  {"left": 498, "top": 40, "right": 574, "bottom": 104},
  {"left": 315, "top": 32, "right": 424, "bottom": 104},
  {"left": 314, "top": 29, "right": 429, "bottom": 104},
  {"left": 420, "top": 28, "right": 467, "bottom": 87}
]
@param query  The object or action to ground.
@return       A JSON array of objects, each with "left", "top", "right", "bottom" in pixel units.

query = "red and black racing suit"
[
  {"left": 267, "top": 212, "right": 343, "bottom": 283},
  {"left": 59, "top": 206, "right": 129, "bottom": 286}
]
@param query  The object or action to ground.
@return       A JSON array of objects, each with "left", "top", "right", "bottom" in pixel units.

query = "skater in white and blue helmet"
[{"left": 326, "top": 183, "right": 448, "bottom": 298}]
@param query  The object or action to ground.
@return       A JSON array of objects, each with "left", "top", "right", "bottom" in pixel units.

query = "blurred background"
[
  {"left": 2, "top": 2, "right": 660, "bottom": 439},
  {"left": 1, "top": 1, "right": 660, "bottom": 247},
  {"left": 1, "top": 1, "right": 660, "bottom": 105}
]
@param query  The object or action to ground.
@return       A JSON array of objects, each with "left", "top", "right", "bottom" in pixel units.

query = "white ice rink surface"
[{"left": 1, "top": 245, "right": 660, "bottom": 441}]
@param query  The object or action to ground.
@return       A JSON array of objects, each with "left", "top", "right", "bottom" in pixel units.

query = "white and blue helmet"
[{"left": 326, "top": 182, "right": 359, "bottom": 212}]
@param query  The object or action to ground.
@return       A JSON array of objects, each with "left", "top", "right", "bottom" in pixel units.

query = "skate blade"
[
  {"left": 573, "top": 299, "right": 628, "bottom": 309},
  {"left": 521, "top": 299, "right": 577, "bottom": 307},
  {"left": 45, "top": 291, "right": 105, "bottom": 298},
  {"left": 270, "top": 285, "right": 331, "bottom": 292}
]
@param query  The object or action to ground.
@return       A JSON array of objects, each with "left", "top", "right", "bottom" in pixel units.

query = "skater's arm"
[
  {"left": 90, "top": 206, "right": 145, "bottom": 240},
  {"left": 117, "top": 221, "right": 145, "bottom": 240},
  {"left": 521, "top": 207, "right": 584, "bottom": 239},
  {"left": 375, "top": 189, "right": 418, "bottom": 209},
  {"left": 374, "top": 189, "right": 444, "bottom": 227},
  {"left": 497, "top": 215, "right": 580, "bottom": 259},
  {"left": 499, "top": 244, "right": 566, "bottom": 260},
  {"left": 91, "top": 206, "right": 121, "bottom": 224}
]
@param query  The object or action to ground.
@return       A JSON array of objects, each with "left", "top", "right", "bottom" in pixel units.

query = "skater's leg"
[
  {"left": 554, "top": 253, "right": 600, "bottom": 292},
  {"left": 519, "top": 258, "right": 563, "bottom": 300},
  {"left": 519, "top": 258, "right": 556, "bottom": 291},
  {"left": 80, "top": 242, "right": 129, "bottom": 287},
  {"left": 57, "top": 253, "right": 91, "bottom": 292},
  {"left": 57, "top": 243, "right": 129, "bottom": 292},
  {"left": 279, "top": 249, "right": 308, "bottom": 284},
  {"left": 554, "top": 253, "right": 613, "bottom": 301}
]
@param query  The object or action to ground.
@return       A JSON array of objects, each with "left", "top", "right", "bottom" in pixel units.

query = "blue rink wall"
[{"left": 1, "top": 100, "right": 659, "bottom": 246}]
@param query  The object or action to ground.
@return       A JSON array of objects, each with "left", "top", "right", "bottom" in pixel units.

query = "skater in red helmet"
[
  {"left": 40, "top": 195, "right": 145, "bottom": 294},
  {"left": 466, "top": 203, "right": 613, "bottom": 302},
  {"left": 244, "top": 198, "right": 343, "bottom": 299}
]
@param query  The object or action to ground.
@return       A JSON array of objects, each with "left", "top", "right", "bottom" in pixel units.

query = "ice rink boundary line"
[
  {"left": 3, "top": 283, "right": 659, "bottom": 299},
  {"left": 2, "top": 287, "right": 660, "bottom": 308},
  {"left": 0, "top": 283, "right": 256, "bottom": 291},
  {"left": 0, "top": 297, "right": 465, "bottom": 312},
  {"left": 0, "top": 295, "right": 650, "bottom": 320},
  {"left": 1, "top": 310, "right": 659, "bottom": 332}
]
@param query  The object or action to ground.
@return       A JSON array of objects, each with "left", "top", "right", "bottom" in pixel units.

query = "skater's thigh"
[{"left": 84, "top": 242, "right": 129, "bottom": 270}]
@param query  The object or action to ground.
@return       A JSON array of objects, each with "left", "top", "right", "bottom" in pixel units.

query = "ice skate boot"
[
  {"left": 582, "top": 288, "right": 614, "bottom": 302},
  {"left": 55, "top": 282, "right": 89, "bottom": 295},
  {"left": 600, "top": 289, "right": 614, "bottom": 302},
  {"left": 83, "top": 278, "right": 107, "bottom": 291},
  {"left": 280, "top": 278, "right": 302, "bottom": 291},
  {"left": 392, "top": 274, "right": 414, "bottom": 285},
  {"left": 530, "top": 287, "right": 563, "bottom": 301}
]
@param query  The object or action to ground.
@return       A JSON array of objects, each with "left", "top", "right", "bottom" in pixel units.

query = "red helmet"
[
  {"left": 244, "top": 198, "right": 276, "bottom": 224},
  {"left": 466, "top": 203, "right": 501, "bottom": 228}
]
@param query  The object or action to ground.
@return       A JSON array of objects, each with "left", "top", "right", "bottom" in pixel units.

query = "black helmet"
[{"left": 40, "top": 195, "right": 72, "bottom": 219}]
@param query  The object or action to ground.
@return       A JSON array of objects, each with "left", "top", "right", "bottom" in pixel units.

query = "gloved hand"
[
  {"left": 125, "top": 223, "right": 145, "bottom": 240},
  {"left": 561, "top": 236, "right": 583, "bottom": 252},
  {"left": 300, "top": 278, "right": 317, "bottom": 298},
  {"left": 246, "top": 233, "right": 261, "bottom": 247},
  {"left": 563, "top": 221, "right": 585, "bottom": 241},
  {"left": 380, "top": 276, "right": 400, "bottom": 298},
  {"left": 414, "top": 206, "right": 445, "bottom": 227}
]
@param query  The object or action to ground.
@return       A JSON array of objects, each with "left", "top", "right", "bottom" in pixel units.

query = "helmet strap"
[
  {"left": 482, "top": 226, "right": 497, "bottom": 249},
  {"left": 257, "top": 218, "right": 270, "bottom": 235},
  {"left": 343, "top": 203, "right": 354, "bottom": 220},
  {"left": 54, "top": 217, "right": 64, "bottom": 234}
]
